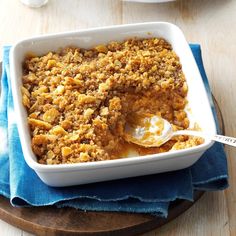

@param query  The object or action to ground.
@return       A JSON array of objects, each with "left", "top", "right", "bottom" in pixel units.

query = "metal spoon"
[{"left": 124, "top": 113, "right": 236, "bottom": 148}]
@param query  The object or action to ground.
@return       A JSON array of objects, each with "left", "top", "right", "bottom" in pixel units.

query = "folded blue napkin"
[{"left": 0, "top": 45, "right": 228, "bottom": 218}]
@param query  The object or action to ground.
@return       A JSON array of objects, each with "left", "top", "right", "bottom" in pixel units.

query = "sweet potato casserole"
[{"left": 21, "top": 38, "right": 203, "bottom": 164}]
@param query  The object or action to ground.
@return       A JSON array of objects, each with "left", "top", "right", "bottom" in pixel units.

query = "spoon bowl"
[{"left": 124, "top": 113, "right": 236, "bottom": 148}]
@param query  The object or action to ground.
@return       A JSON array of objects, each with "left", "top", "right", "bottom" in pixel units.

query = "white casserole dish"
[{"left": 10, "top": 22, "right": 216, "bottom": 187}]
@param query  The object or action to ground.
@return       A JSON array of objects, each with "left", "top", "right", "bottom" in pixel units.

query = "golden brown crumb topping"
[{"left": 22, "top": 38, "right": 203, "bottom": 164}]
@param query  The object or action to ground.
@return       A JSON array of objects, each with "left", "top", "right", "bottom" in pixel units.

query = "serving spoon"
[{"left": 124, "top": 113, "right": 236, "bottom": 148}]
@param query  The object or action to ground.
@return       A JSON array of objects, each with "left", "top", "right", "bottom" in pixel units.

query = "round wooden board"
[
  {"left": 0, "top": 192, "right": 204, "bottom": 236},
  {"left": 0, "top": 62, "right": 225, "bottom": 236}
]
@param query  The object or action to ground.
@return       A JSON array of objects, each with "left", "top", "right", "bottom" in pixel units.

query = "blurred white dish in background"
[
  {"left": 123, "top": 0, "right": 175, "bottom": 3},
  {"left": 20, "top": 0, "right": 48, "bottom": 8}
]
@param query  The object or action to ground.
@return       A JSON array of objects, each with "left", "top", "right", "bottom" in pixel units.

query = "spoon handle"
[
  {"left": 173, "top": 130, "right": 236, "bottom": 147},
  {"left": 211, "top": 134, "right": 236, "bottom": 147}
]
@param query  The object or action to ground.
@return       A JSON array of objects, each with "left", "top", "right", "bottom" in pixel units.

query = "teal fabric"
[{"left": 0, "top": 45, "right": 228, "bottom": 218}]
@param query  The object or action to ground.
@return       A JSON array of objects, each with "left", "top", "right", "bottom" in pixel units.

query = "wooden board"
[
  {"left": 0, "top": 193, "right": 204, "bottom": 236},
  {"left": 0, "top": 62, "right": 224, "bottom": 235}
]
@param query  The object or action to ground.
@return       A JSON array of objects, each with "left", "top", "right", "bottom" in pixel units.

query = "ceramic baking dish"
[{"left": 10, "top": 22, "right": 216, "bottom": 187}]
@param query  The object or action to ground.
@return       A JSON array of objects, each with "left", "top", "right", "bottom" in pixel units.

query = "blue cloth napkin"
[{"left": 0, "top": 45, "right": 228, "bottom": 218}]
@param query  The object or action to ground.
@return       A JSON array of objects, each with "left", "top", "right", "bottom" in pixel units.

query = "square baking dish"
[{"left": 10, "top": 22, "right": 216, "bottom": 187}]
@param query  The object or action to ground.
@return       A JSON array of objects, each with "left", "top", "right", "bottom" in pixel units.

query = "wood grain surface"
[{"left": 0, "top": 0, "right": 235, "bottom": 235}]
